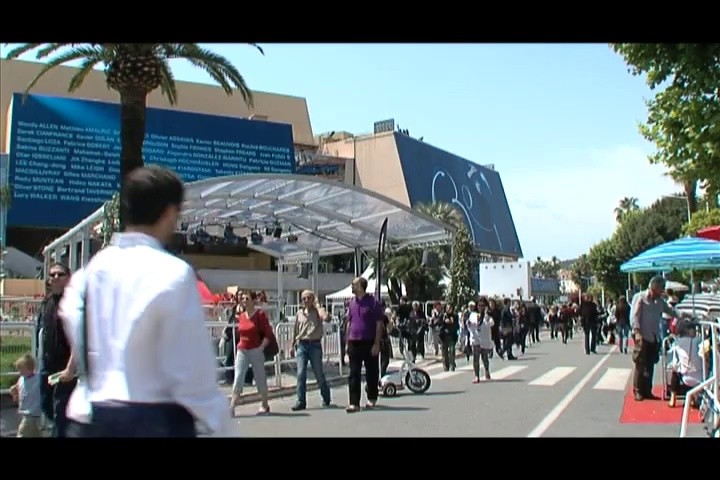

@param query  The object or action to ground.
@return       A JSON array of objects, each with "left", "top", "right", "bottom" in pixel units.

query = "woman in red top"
[{"left": 230, "top": 291, "right": 273, "bottom": 415}]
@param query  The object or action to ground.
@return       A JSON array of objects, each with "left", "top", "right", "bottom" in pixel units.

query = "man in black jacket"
[
  {"left": 580, "top": 294, "right": 599, "bottom": 355},
  {"left": 36, "top": 262, "right": 76, "bottom": 437},
  {"left": 527, "top": 298, "right": 544, "bottom": 344},
  {"left": 499, "top": 298, "right": 517, "bottom": 360}
]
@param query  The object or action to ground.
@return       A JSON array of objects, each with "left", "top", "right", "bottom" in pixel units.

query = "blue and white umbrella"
[{"left": 620, "top": 236, "right": 720, "bottom": 273}]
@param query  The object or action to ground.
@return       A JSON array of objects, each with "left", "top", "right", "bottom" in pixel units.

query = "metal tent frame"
[{"left": 43, "top": 174, "right": 455, "bottom": 311}]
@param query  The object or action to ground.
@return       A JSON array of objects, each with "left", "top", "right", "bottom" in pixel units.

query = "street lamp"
[{"left": 662, "top": 194, "right": 692, "bottom": 223}]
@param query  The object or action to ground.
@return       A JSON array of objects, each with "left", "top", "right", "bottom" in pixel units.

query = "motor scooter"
[{"left": 380, "top": 339, "right": 431, "bottom": 397}]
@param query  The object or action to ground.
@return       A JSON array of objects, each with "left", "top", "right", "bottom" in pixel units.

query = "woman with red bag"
[{"left": 230, "top": 291, "right": 275, "bottom": 415}]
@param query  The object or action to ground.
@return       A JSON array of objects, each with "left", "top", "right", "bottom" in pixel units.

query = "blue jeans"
[
  {"left": 40, "top": 372, "right": 76, "bottom": 438},
  {"left": 617, "top": 324, "right": 630, "bottom": 352},
  {"left": 296, "top": 340, "right": 330, "bottom": 406}
]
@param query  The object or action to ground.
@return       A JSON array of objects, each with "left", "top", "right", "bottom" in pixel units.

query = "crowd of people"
[{"left": 4, "top": 166, "right": 715, "bottom": 437}]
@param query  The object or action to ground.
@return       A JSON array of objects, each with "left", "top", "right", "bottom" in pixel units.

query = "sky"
[{"left": 3, "top": 43, "right": 680, "bottom": 260}]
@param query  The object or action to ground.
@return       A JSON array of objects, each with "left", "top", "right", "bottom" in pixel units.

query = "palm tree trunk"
[
  {"left": 118, "top": 87, "right": 148, "bottom": 230},
  {"left": 683, "top": 180, "right": 698, "bottom": 215}
]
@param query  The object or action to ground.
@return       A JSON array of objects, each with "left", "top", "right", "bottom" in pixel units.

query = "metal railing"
[
  {"left": 273, "top": 319, "right": 343, "bottom": 388},
  {"left": 1, "top": 297, "right": 43, "bottom": 323},
  {"left": 679, "top": 319, "right": 719, "bottom": 438},
  {"left": 214, "top": 318, "right": 344, "bottom": 391},
  {"left": 0, "top": 322, "right": 37, "bottom": 394}
]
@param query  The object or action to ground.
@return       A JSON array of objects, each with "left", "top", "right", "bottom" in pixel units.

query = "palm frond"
[
  {"left": 156, "top": 60, "right": 179, "bottom": 105},
  {"left": 35, "top": 43, "right": 74, "bottom": 59},
  {"left": 22, "top": 46, "right": 106, "bottom": 98},
  {"left": 3, "top": 43, "right": 45, "bottom": 59},
  {"left": 162, "top": 43, "right": 257, "bottom": 107},
  {"left": 68, "top": 49, "right": 112, "bottom": 92},
  {"left": 248, "top": 43, "right": 265, "bottom": 56}
]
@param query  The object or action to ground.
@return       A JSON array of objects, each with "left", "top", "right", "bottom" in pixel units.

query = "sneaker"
[{"left": 291, "top": 403, "right": 306, "bottom": 411}]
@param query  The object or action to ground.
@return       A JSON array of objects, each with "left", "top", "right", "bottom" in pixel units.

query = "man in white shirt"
[{"left": 59, "top": 166, "right": 228, "bottom": 437}]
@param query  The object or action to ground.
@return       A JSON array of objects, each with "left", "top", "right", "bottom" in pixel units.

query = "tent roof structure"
[
  {"left": 180, "top": 174, "right": 454, "bottom": 262},
  {"left": 43, "top": 174, "right": 454, "bottom": 264}
]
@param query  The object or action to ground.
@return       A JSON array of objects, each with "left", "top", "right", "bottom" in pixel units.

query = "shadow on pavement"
[
  {"left": 369, "top": 405, "right": 428, "bottom": 412},
  {"left": 235, "top": 412, "right": 311, "bottom": 418},
  {"left": 421, "top": 390, "right": 464, "bottom": 396}
]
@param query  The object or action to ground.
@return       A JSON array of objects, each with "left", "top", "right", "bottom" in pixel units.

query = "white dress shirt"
[{"left": 59, "top": 232, "right": 228, "bottom": 435}]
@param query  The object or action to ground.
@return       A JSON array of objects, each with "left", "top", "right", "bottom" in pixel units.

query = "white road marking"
[
  {"left": 491, "top": 365, "right": 528, "bottom": 379},
  {"left": 527, "top": 346, "right": 618, "bottom": 438},
  {"left": 528, "top": 367, "right": 576, "bottom": 386},
  {"left": 592, "top": 367, "right": 632, "bottom": 391},
  {"left": 433, "top": 370, "right": 461, "bottom": 380}
]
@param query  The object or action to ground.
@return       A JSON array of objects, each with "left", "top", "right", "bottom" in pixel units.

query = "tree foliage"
[
  {"left": 682, "top": 208, "right": 720, "bottom": 237},
  {"left": 614, "top": 196, "right": 639, "bottom": 223},
  {"left": 569, "top": 254, "right": 592, "bottom": 291},
  {"left": 612, "top": 196, "right": 688, "bottom": 263},
  {"left": 447, "top": 224, "right": 475, "bottom": 309},
  {"left": 371, "top": 201, "right": 463, "bottom": 302},
  {"left": 587, "top": 238, "right": 626, "bottom": 299},
  {"left": 611, "top": 44, "right": 720, "bottom": 205},
  {"left": 587, "top": 196, "right": 689, "bottom": 296},
  {"left": 532, "top": 256, "right": 561, "bottom": 279}
]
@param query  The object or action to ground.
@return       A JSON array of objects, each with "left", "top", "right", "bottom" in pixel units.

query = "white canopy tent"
[
  {"left": 326, "top": 266, "right": 451, "bottom": 302},
  {"left": 326, "top": 266, "right": 406, "bottom": 301},
  {"left": 42, "top": 174, "right": 454, "bottom": 315}
]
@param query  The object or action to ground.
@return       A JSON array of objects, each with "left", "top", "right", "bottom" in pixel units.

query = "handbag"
[{"left": 250, "top": 311, "right": 279, "bottom": 360}]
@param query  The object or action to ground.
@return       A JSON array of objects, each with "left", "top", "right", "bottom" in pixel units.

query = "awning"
[{"left": 697, "top": 225, "right": 720, "bottom": 242}]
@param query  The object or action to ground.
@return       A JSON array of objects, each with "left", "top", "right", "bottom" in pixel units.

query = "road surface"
[
  {"left": 225, "top": 333, "right": 710, "bottom": 437},
  {"left": 2, "top": 332, "right": 710, "bottom": 437}
]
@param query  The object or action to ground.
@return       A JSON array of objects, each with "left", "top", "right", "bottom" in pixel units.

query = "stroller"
[{"left": 663, "top": 320, "right": 704, "bottom": 408}]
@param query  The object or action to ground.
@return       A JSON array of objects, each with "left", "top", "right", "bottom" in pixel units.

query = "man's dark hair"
[
  {"left": 121, "top": 166, "right": 184, "bottom": 226},
  {"left": 48, "top": 262, "right": 71, "bottom": 275},
  {"left": 353, "top": 277, "right": 368, "bottom": 291}
]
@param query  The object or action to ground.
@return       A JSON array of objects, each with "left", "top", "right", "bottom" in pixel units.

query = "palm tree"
[
  {"left": 374, "top": 202, "right": 463, "bottom": 302},
  {"left": 4, "top": 43, "right": 263, "bottom": 227},
  {"left": 614, "top": 196, "right": 639, "bottom": 223},
  {"left": 668, "top": 169, "right": 698, "bottom": 216}
]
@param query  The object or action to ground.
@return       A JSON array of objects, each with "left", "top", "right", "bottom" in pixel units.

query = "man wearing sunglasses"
[{"left": 35, "top": 262, "right": 74, "bottom": 437}]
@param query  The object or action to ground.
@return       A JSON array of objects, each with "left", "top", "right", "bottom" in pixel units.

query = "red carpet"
[{"left": 619, "top": 385, "right": 702, "bottom": 424}]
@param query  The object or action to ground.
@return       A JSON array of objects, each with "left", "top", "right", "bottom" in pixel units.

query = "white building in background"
[
  {"left": 478, "top": 261, "right": 560, "bottom": 300},
  {"left": 557, "top": 268, "right": 580, "bottom": 293}
]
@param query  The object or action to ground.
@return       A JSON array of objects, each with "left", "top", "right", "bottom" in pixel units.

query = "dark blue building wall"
[
  {"left": 394, "top": 133, "right": 523, "bottom": 257},
  {"left": 6, "top": 93, "right": 295, "bottom": 228}
]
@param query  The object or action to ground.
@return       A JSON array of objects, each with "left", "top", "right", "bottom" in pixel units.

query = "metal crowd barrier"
[
  {"left": 679, "top": 319, "right": 719, "bottom": 438},
  {"left": 213, "top": 318, "right": 344, "bottom": 390},
  {"left": 273, "top": 319, "right": 343, "bottom": 389},
  {"left": 1, "top": 297, "right": 43, "bottom": 323},
  {"left": 0, "top": 322, "right": 37, "bottom": 394}
]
